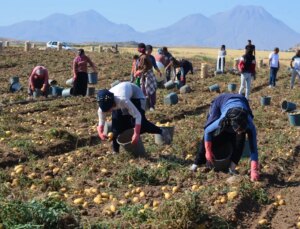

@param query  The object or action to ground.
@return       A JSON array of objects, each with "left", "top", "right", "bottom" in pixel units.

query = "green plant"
[
  {"left": 9, "top": 139, "right": 35, "bottom": 155},
  {"left": 0, "top": 198, "right": 80, "bottom": 228},
  {"left": 240, "top": 182, "right": 270, "bottom": 205},
  {"left": 117, "top": 166, "right": 160, "bottom": 185}
]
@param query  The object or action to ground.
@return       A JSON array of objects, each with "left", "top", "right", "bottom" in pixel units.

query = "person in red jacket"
[
  {"left": 238, "top": 48, "right": 256, "bottom": 100},
  {"left": 28, "top": 66, "right": 49, "bottom": 98}
]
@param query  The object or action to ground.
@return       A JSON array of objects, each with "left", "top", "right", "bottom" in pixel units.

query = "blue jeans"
[{"left": 269, "top": 67, "right": 278, "bottom": 86}]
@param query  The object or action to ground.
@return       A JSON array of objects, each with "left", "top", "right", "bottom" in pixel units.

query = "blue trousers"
[{"left": 269, "top": 67, "right": 278, "bottom": 86}]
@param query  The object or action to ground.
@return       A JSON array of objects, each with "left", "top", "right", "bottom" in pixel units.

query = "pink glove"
[
  {"left": 204, "top": 141, "right": 214, "bottom": 164},
  {"left": 131, "top": 124, "right": 141, "bottom": 145},
  {"left": 97, "top": 125, "right": 107, "bottom": 141},
  {"left": 250, "top": 161, "right": 259, "bottom": 181}
]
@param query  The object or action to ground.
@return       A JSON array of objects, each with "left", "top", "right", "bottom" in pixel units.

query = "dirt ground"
[{"left": 0, "top": 46, "right": 299, "bottom": 228}]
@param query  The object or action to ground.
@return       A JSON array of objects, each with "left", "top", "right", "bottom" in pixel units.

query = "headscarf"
[
  {"left": 157, "top": 48, "right": 163, "bottom": 55},
  {"left": 96, "top": 89, "right": 114, "bottom": 112},
  {"left": 138, "top": 43, "right": 146, "bottom": 54}
]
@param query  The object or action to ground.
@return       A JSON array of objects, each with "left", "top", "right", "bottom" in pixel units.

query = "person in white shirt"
[
  {"left": 268, "top": 47, "right": 280, "bottom": 88},
  {"left": 96, "top": 82, "right": 170, "bottom": 153},
  {"left": 217, "top": 45, "right": 226, "bottom": 72},
  {"left": 290, "top": 50, "right": 300, "bottom": 89}
]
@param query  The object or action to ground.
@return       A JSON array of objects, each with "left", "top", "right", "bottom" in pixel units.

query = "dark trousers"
[
  {"left": 28, "top": 78, "right": 49, "bottom": 97},
  {"left": 269, "top": 67, "right": 278, "bottom": 86},
  {"left": 194, "top": 130, "right": 245, "bottom": 166},
  {"left": 166, "top": 68, "right": 171, "bottom": 81},
  {"left": 218, "top": 57, "right": 225, "bottom": 71},
  {"left": 111, "top": 99, "right": 162, "bottom": 152},
  {"left": 176, "top": 72, "right": 186, "bottom": 88},
  {"left": 73, "top": 72, "right": 88, "bottom": 96}
]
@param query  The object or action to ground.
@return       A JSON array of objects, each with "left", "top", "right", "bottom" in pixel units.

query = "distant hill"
[
  {"left": 0, "top": 6, "right": 299, "bottom": 50},
  {"left": 0, "top": 10, "right": 143, "bottom": 43}
]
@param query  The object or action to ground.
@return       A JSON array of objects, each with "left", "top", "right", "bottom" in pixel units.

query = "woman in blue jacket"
[{"left": 190, "top": 93, "right": 259, "bottom": 181}]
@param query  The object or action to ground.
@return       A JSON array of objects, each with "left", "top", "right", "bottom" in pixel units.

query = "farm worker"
[
  {"left": 217, "top": 45, "right": 226, "bottom": 72},
  {"left": 170, "top": 57, "right": 193, "bottom": 88},
  {"left": 146, "top": 44, "right": 162, "bottom": 111},
  {"left": 155, "top": 48, "right": 166, "bottom": 69},
  {"left": 96, "top": 82, "right": 171, "bottom": 153},
  {"left": 238, "top": 48, "right": 256, "bottom": 100},
  {"left": 28, "top": 66, "right": 50, "bottom": 98},
  {"left": 290, "top": 49, "right": 300, "bottom": 89},
  {"left": 245, "top": 39, "right": 256, "bottom": 56},
  {"left": 268, "top": 47, "right": 280, "bottom": 88},
  {"left": 162, "top": 47, "right": 173, "bottom": 81},
  {"left": 135, "top": 43, "right": 157, "bottom": 111},
  {"left": 72, "top": 48, "right": 97, "bottom": 96},
  {"left": 130, "top": 54, "right": 140, "bottom": 86},
  {"left": 190, "top": 93, "right": 260, "bottom": 182}
]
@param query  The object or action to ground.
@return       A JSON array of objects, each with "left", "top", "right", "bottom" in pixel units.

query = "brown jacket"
[{"left": 137, "top": 53, "right": 153, "bottom": 74}]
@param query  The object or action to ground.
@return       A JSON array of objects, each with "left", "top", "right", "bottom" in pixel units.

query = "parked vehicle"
[{"left": 46, "top": 41, "right": 74, "bottom": 50}]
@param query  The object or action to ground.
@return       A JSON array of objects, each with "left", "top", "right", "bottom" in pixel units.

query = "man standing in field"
[
  {"left": 245, "top": 40, "right": 256, "bottom": 56},
  {"left": 290, "top": 49, "right": 300, "bottom": 89},
  {"left": 268, "top": 47, "right": 280, "bottom": 88}
]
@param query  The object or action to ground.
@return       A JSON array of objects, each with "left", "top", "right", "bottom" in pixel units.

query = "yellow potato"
[
  {"left": 108, "top": 132, "right": 114, "bottom": 141},
  {"left": 227, "top": 191, "right": 239, "bottom": 201},
  {"left": 164, "top": 192, "right": 171, "bottom": 199},
  {"left": 73, "top": 198, "right": 84, "bottom": 205},
  {"left": 258, "top": 219, "right": 268, "bottom": 225}
]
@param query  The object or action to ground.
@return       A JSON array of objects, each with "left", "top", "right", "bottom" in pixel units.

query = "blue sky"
[{"left": 1, "top": 0, "right": 299, "bottom": 33}]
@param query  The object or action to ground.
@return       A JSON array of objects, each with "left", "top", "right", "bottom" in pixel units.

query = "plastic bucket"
[
  {"left": 9, "top": 82, "right": 22, "bottom": 92},
  {"left": 33, "top": 89, "right": 42, "bottom": 98},
  {"left": 111, "top": 80, "right": 120, "bottom": 88},
  {"left": 281, "top": 100, "right": 296, "bottom": 112},
  {"left": 48, "top": 79, "right": 57, "bottom": 86},
  {"left": 62, "top": 88, "right": 73, "bottom": 97},
  {"left": 180, "top": 85, "right": 192, "bottom": 94},
  {"left": 51, "top": 86, "right": 64, "bottom": 97},
  {"left": 117, "top": 128, "right": 146, "bottom": 157},
  {"left": 209, "top": 84, "right": 220, "bottom": 92},
  {"left": 228, "top": 83, "right": 237, "bottom": 92},
  {"left": 261, "top": 96, "right": 271, "bottom": 106},
  {"left": 164, "top": 92, "right": 178, "bottom": 105},
  {"left": 154, "top": 126, "right": 174, "bottom": 145},
  {"left": 164, "top": 80, "right": 175, "bottom": 89},
  {"left": 288, "top": 111, "right": 300, "bottom": 126},
  {"left": 10, "top": 76, "right": 19, "bottom": 84},
  {"left": 212, "top": 141, "right": 232, "bottom": 171},
  {"left": 86, "top": 87, "right": 95, "bottom": 96},
  {"left": 104, "top": 122, "right": 112, "bottom": 135},
  {"left": 66, "top": 78, "right": 74, "bottom": 86},
  {"left": 88, "top": 72, "right": 98, "bottom": 84}
]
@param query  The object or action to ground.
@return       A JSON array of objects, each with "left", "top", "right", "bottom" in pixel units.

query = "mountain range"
[{"left": 0, "top": 5, "right": 299, "bottom": 50}]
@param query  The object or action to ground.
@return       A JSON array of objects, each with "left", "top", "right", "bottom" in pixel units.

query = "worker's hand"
[
  {"left": 134, "top": 70, "right": 142, "bottom": 77},
  {"left": 73, "top": 74, "right": 77, "bottom": 80},
  {"left": 31, "top": 85, "right": 35, "bottom": 91},
  {"left": 41, "top": 85, "right": 46, "bottom": 92},
  {"left": 180, "top": 76, "right": 184, "bottom": 81},
  {"left": 97, "top": 125, "right": 108, "bottom": 141},
  {"left": 131, "top": 124, "right": 141, "bottom": 145}
]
